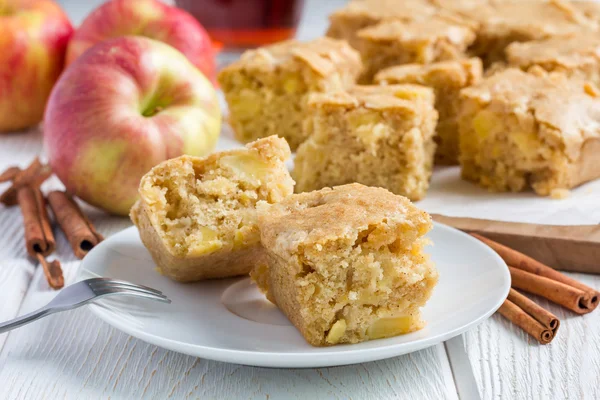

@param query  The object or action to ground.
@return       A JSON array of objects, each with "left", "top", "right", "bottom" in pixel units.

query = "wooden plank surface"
[{"left": 463, "top": 273, "right": 600, "bottom": 400}]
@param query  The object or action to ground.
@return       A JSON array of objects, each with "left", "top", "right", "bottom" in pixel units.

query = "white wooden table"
[{"left": 2, "top": 1, "right": 600, "bottom": 399}]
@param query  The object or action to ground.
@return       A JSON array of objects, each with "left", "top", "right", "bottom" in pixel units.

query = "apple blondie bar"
[
  {"left": 505, "top": 33, "right": 600, "bottom": 86},
  {"left": 375, "top": 58, "right": 483, "bottom": 164},
  {"left": 459, "top": 68, "right": 600, "bottom": 196},
  {"left": 326, "top": 0, "right": 440, "bottom": 50},
  {"left": 130, "top": 136, "right": 294, "bottom": 282},
  {"left": 218, "top": 37, "right": 362, "bottom": 150},
  {"left": 251, "top": 183, "right": 438, "bottom": 346},
  {"left": 464, "top": 0, "right": 596, "bottom": 66},
  {"left": 355, "top": 16, "right": 476, "bottom": 83},
  {"left": 293, "top": 84, "right": 438, "bottom": 201}
]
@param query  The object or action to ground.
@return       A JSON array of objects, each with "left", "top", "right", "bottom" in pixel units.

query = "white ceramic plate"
[{"left": 78, "top": 222, "right": 509, "bottom": 368}]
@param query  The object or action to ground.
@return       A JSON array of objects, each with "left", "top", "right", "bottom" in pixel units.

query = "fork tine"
[
  {"left": 87, "top": 278, "right": 165, "bottom": 295},
  {"left": 93, "top": 287, "right": 172, "bottom": 304},
  {"left": 90, "top": 282, "right": 168, "bottom": 298}
]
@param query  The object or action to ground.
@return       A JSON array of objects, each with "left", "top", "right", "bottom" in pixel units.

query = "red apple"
[
  {"left": 44, "top": 36, "right": 221, "bottom": 216},
  {"left": 0, "top": 0, "right": 73, "bottom": 132},
  {"left": 66, "top": 0, "right": 216, "bottom": 83}
]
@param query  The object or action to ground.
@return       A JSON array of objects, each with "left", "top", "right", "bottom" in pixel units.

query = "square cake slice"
[
  {"left": 505, "top": 33, "right": 600, "bottom": 86},
  {"left": 326, "top": 0, "right": 440, "bottom": 49},
  {"left": 375, "top": 58, "right": 483, "bottom": 164},
  {"left": 252, "top": 183, "right": 438, "bottom": 346},
  {"left": 293, "top": 84, "right": 438, "bottom": 201},
  {"left": 464, "top": 0, "right": 596, "bottom": 66},
  {"left": 130, "top": 136, "right": 294, "bottom": 282},
  {"left": 459, "top": 68, "right": 600, "bottom": 196},
  {"left": 355, "top": 16, "right": 476, "bottom": 83},
  {"left": 218, "top": 37, "right": 362, "bottom": 150}
]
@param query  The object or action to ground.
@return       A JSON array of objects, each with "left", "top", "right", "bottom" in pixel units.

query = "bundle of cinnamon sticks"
[
  {"left": 471, "top": 233, "right": 599, "bottom": 344},
  {"left": 1, "top": 158, "right": 103, "bottom": 289}
]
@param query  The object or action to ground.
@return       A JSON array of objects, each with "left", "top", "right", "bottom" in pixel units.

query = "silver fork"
[{"left": 0, "top": 278, "right": 171, "bottom": 334}]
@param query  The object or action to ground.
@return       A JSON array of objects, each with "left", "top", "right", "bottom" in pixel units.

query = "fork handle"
[{"left": 0, "top": 307, "right": 55, "bottom": 334}]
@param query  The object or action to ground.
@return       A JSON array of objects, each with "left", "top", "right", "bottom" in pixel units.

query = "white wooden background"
[{"left": 1, "top": 1, "right": 600, "bottom": 399}]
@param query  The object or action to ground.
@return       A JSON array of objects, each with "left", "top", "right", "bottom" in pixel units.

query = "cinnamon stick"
[
  {"left": 471, "top": 233, "right": 599, "bottom": 310},
  {"left": 507, "top": 288, "right": 559, "bottom": 333},
  {"left": 17, "top": 186, "right": 56, "bottom": 257},
  {"left": 0, "top": 158, "right": 52, "bottom": 206},
  {"left": 47, "top": 191, "right": 103, "bottom": 259},
  {"left": 0, "top": 166, "right": 21, "bottom": 183},
  {"left": 498, "top": 299, "right": 554, "bottom": 344},
  {"left": 509, "top": 267, "right": 593, "bottom": 314},
  {"left": 36, "top": 253, "right": 64, "bottom": 289}
]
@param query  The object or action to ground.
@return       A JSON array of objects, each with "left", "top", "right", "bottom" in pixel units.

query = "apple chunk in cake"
[
  {"left": 459, "top": 68, "right": 600, "bottom": 196},
  {"left": 293, "top": 84, "right": 438, "bottom": 201},
  {"left": 218, "top": 37, "right": 362, "bottom": 150},
  {"left": 130, "top": 136, "right": 294, "bottom": 282},
  {"left": 252, "top": 184, "right": 438, "bottom": 346}
]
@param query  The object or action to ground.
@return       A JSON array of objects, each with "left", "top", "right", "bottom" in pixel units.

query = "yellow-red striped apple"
[
  {"left": 0, "top": 0, "right": 73, "bottom": 132},
  {"left": 66, "top": 0, "right": 216, "bottom": 83},
  {"left": 44, "top": 36, "right": 221, "bottom": 216}
]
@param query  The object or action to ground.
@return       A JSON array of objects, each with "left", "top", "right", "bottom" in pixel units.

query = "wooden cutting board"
[{"left": 431, "top": 214, "right": 600, "bottom": 274}]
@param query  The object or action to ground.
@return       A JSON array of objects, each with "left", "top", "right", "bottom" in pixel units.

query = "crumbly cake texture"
[
  {"left": 130, "top": 136, "right": 294, "bottom": 282},
  {"left": 464, "top": 0, "right": 596, "bottom": 66},
  {"left": 293, "top": 84, "right": 438, "bottom": 201},
  {"left": 375, "top": 58, "right": 483, "bottom": 164},
  {"left": 218, "top": 37, "right": 362, "bottom": 150},
  {"left": 505, "top": 34, "right": 600, "bottom": 86},
  {"left": 252, "top": 184, "right": 438, "bottom": 346},
  {"left": 459, "top": 68, "right": 600, "bottom": 196},
  {"left": 354, "top": 16, "right": 476, "bottom": 83}
]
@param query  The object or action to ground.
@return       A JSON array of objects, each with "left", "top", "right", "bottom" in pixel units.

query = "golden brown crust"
[
  {"left": 464, "top": 0, "right": 596, "bottom": 65},
  {"left": 505, "top": 33, "right": 600, "bottom": 75},
  {"left": 259, "top": 183, "right": 431, "bottom": 260},
  {"left": 307, "top": 84, "right": 435, "bottom": 112},
  {"left": 218, "top": 37, "right": 362, "bottom": 79}
]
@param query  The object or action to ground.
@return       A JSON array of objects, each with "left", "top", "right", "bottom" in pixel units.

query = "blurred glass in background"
[{"left": 175, "top": 0, "right": 306, "bottom": 49}]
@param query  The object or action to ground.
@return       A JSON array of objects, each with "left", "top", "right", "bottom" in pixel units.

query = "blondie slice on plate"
[
  {"left": 252, "top": 183, "right": 438, "bottom": 346},
  {"left": 459, "top": 68, "right": 600, "bottom": 197},
  {"left": 375, "top": 58, "right": 483, "bottom": 164},
  {"left": 293, "top": 84, "right": 437, "bottom": 201},
  {"left": 218, "top": 37, "right": 362, "bottom": 150},
  {"left": 355, "top": 16, "right": 476, "bottom": 83},
  {"left": 505, "top": 33, "right": 600, "bottom": 86},
  {"left": 130, "top": 136, "right": 294, "bottom": 282}
]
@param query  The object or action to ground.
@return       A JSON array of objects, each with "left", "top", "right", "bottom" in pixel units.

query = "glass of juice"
[{"left": 175, "top": 0, "right": 306, "bottom": 49}]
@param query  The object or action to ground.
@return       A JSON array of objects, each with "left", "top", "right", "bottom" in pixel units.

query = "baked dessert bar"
[
  {"left": 459, "top": 68, "right": 600, "bottom": 196},
  {"left": 130, "top": 136, "right": 294, "bottom": 282},
  {"left": 293, "top": 84, "right": 438, "bottom": 201},
  {"left": 354, "top": 16, "right": 476, "bottom": 83},
  {"left": 375, "top": 58, "right": 483, "bottom": 164},
  {"left": 505, "top": 33, "right": 600, "bottom": 86},
  {"left": 252, "top": 183, "right": 438, "bottom": 346},
  {"left": 218, "top": 37, "right": 362, "bottom": 150},
  {"left": 326, "top": 0, "right": 440, "bottom": 49},
  {"left": 464, "top": 0, "right": 596, "bottom": 66}
]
